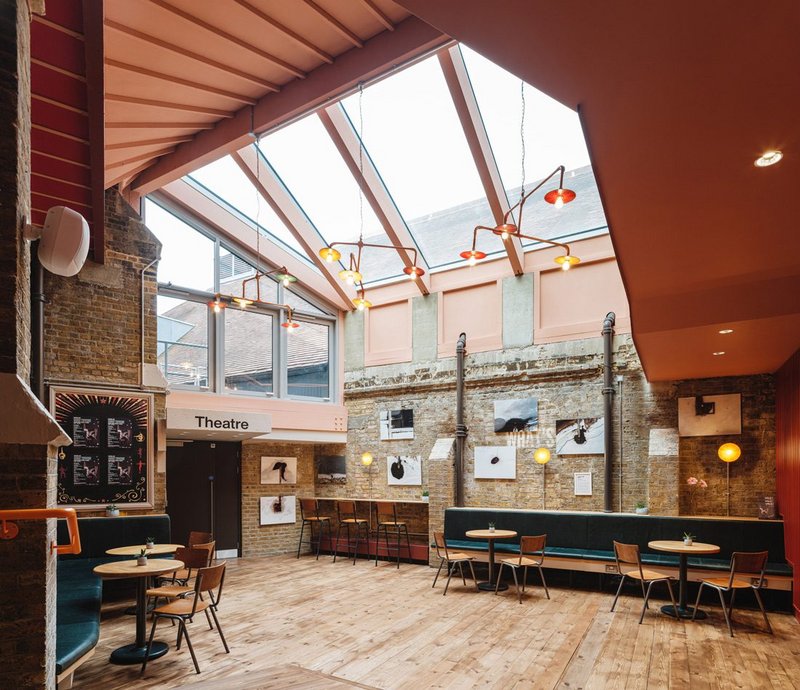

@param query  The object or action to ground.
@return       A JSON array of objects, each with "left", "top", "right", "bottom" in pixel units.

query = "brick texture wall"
[{"left": 43, "top": 189, "right": 167, "bottom": 514}]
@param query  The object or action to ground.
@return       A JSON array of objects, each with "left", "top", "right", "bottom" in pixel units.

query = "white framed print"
[
  {"left": 260, "top": 456, "right": 297, "bottom": 485},
  {"left": 259, "top": 495, "right": 296, "bottom": 525},
  {"left": 574, "top": 472, "right": 593, "bottom": 496},
  {"left": 474, "top": 446, "right": 516, "bottom": 479},
  {"left": 387, "top": 455, "right": 422, "bottom": 486}
]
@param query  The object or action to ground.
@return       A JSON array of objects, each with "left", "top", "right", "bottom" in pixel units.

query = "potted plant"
[
  {"left": 421, "top": 490, "right": 429, "bottom": 503},
  {"left": 683, "top": 532, "right": 695, "bottom": 546},
  {"left": 136, "top": 548, "right": 148, "bottom": 566},
  {"left": 488, "top": 522, "right": 495, "bottom": 533},
  {"left": 634, "top": 500, "right": 648, "bottom": 515},
  {"left": 145, "top": 536, "right": 155, "bottom": 550},
  {"left": 105, "top": 503, "right": 119, "bottom": 517}
]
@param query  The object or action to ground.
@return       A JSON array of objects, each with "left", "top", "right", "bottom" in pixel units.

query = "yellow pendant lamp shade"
[{"left": 717, "top": 442, "right": 741, "bottom": 463}]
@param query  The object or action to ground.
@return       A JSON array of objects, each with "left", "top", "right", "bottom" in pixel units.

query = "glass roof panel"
[
  {"left": 257, "top": 114, "right": 404, "bottom": 285},
  {"left": 187, "top": 155, "right": 313, "bottom": 264},
  {"left": 460, "top": 45, "right": 608, "bottom": 247},
  {"left": 341, "top": 55, "right": 499, "bottom": 270}
]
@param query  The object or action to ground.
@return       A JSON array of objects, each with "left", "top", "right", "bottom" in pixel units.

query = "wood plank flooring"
[{"left": 72, "top": 555, "right": 800, "bottom": 689}]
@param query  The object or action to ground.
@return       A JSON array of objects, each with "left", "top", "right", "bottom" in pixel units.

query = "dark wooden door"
[{"left": 166, "top": 441, "right": 241, "bottom": 556}]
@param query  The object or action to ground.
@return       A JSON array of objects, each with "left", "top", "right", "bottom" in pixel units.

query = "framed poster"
[
  {"left": 387, "top": 455, "right": 422, "bottom": 486},
  {"left": 678, "top": 394, "right": 741, "bottom": 437},
  {"left": 574, "top": 472, "right": 593, "bottom": 496},
  {"left": 259, "top": 496, "right": 296, "bottom": 525},
  {"left": 51, "top": 386, "right": 154, "bottom": 509},
  {"left": 380, "top": 409, "right": 414, "bottom": 440},
  {"left": 474, "top": 446, "right": 516, "bottom": 479},
  {"left": 260, "top": 457, "right": 297, "bottom": 485}
]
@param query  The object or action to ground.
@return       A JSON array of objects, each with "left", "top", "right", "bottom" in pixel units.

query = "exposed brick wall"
[{"left": 43, "top": 189, "right": 166, "bottom": 514}]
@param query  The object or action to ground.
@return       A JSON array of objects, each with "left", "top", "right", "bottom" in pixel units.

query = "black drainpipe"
[
  {"left": 455, "top": 332, "right": 467, "bottom": 507},
  {"left": 30, "top": 242, "right": 45, "bottom": 402},
  {"left": 601, "top": 312, "right": 616, "bottom": 512}
]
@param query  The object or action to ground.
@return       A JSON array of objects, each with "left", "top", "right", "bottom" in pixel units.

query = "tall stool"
[
  {"left": 297, "top": 498, "right": 331, "bottom": 560},
  {"left": 374, "top": 501, "right": 411, "bottom": 568},
  {"left": 333, "top": 500, "right": 370, "bottom": 564}
]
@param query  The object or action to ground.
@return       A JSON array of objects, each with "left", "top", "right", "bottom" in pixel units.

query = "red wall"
[{"left": 776, "top": 348, "right": 800, "bottom": 621}]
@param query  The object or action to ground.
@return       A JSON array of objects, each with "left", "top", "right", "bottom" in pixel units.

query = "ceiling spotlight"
[
  {"left": 319, "top": 246, "right": 342, "bottom": 263},
  {"left": 713, "top": 351, "right": 726, "bottom": 356},
  {"left": 353, "top": 290, "right": 372, "bottom": 311},
  {"left": 232, "top": 296, "right": 254, "bottom": 309},
  {"left": 544, "top": 187, "right": 577, "bottom": 208},
  {"left": 492, "top": 223, "right": 517, "bottom": 240},
  {"left": 275, "top": 271, "right": 297, "bottom": 287},
  {"left": 208, "top": 294, "right": 226, "bottom": 313},
  {"left": 718, "top": 329, "right": 734, "bottom": 335},
  {"left": 754, "top": 150, "right": 783, "bottom": 167},
  {"left": 338, "top": 268, "right": 363, "bottom": 285},
  {"left": 459, "top": 249, "right": 487, "bottom": 266},
  {"left": 403, "top": 265, "right": 425, "bottom": 280},
  {"left": 555, "top": 254, "right": 581, "bottom": 271}
]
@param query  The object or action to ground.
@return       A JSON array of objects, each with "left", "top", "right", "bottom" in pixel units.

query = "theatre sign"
[{"left": 167, "top": 408, "right": 271, "bottom": 440}]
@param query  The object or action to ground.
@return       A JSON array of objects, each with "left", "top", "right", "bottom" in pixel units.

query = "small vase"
[
  {"left": 136, "top": 556, "right": 148, "bottom": 566},
  {"left": 635, "top": 507, "right": 648, "bottom": 515},
  {"left": 488, "top": 527, "right": 495, "bottom": 533},
  {"left": 145, "top": 543, "right": 154, "bottom": 550},
  {"left": 421, "top": 496, "right": 429, "bottom": 503},
  {"left": 683, "top": 538, "right": 693, "bottom": 546}
]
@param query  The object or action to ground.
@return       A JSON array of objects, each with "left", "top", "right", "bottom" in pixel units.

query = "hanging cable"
[
  {"left": 251, "top": 106, "right": 262, "bottom": 278},
  {"left": 357, "top": 81, "right": 365, "bottom": 243},
  {"left": 520, "top": 80, "right": 526, "bottom": 203}
]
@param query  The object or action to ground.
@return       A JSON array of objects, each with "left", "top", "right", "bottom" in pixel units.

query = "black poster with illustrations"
[{"left": 51, "top": 387, "right": 153, "bottom": 509}]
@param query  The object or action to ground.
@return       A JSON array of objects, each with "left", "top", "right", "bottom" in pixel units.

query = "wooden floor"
[{"left": 73, "top": 555, "right": 800, "bottom": 690}]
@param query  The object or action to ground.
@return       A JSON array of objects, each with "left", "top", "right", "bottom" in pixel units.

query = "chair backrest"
[
  {"left": 433, "top": 531, "right": 449, "bottom": 559},
  {"left": 729, "top": 550, "right": 768, "bottom": 587},
  {"left": 188, "top": 530, "right": 213, "bottom": 547},
  {"left": 195, "top": 562, "right": 227, "bottom": 608},
  {"left": 613, "top": 541, "right": 644, "bottom": 578},
  {"left": 519, "top": 534, "right": 546, "bottom": 564},
  {"left": 300, "top": 498, "right": 319, "bottom": 520},
  {"left": 173, "top": 546, "right": 211, "bottom": 572},
  {"left": 375, "top": 501, "right": 396, "bottom": 523},
  {"left": 192, "top": 540, "right": 216, "bottom": 566},
  {"left": 337, "top": 500, "right": 358, "bottom": 521}
]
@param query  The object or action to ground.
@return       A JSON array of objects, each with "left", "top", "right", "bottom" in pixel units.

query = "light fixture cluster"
[
  {"left": 459, "top": 165, "right": 580, "bottom": 270},
  {"left": 207, "top": 265, "right": 300, "bottom": 330}
]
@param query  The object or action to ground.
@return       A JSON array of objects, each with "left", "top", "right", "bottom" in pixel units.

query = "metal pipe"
[
  {"left": 455, "top": 332, "right": 467, "bottom": 507},
  {"left": 601, "top": 312, "right": 616, "bottom": 513},
  {"left": 30, "top": 242, "right": 45, "bottom": 402},
  {"left": 139, "top": 257, "right": 158, "bottom": 386}
]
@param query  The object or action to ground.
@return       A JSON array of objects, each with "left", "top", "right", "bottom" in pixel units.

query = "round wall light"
[
  {"left": 361, "top": 452, "right": 374, "bottom": 467},
  {"left": 534, "top": 447, "right": 551, "bottom": 465},
  {"left": 717, "top": 443, "right": 741, "bottom": 463}
]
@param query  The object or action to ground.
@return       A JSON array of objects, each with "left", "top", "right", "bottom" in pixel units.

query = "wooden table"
[
  {"left": 93, "top": 558, "right": 183, "bottom": 664},
  {"left": 648, "top": 540, "right": 720, "bottom": 619},
  {"left": 106, "top": 543, "right": 183, "bottom": 557},
  {"left": 466, "top": 529, "right": 517, "bottom": 591}
]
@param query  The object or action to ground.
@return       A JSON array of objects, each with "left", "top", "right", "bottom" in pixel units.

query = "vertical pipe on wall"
[
  {"left": 602, "top": 312, "right": 616, "bottom": 513},
  {"left": 455, "top": 332, "right": 467, "bottom": 507},
  {"left": 30, "top": 242, "right": 45, "bottom": 402}
]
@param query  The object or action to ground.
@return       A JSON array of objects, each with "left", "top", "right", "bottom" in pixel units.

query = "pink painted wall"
[
  {"left": 438, "top": 281, "right": 502, "bottom": 356},
  {"left": 365, "top": 299, "right": 412, "bottom": 365}
]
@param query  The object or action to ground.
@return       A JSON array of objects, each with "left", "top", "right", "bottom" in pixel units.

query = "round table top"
[
  {"left": 648, "top": 540, "right": 720, "bottom": 555},
  {"left": 466, "top": 529, "right": 517, "bottom": 539},
  {"left": 93, "top": 559, "right": 184, "bottom": 579},
  {"left": 106, "top": 543, "right": 183, "bottom": 556}
]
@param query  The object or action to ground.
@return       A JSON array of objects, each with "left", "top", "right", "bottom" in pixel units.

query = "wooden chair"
[
  {"left": 610, "top": 541, "right": 677, "bottom": 623},
  {"left": 333, "top": 500, "right": 370, "bottom": 564},
  {"left": 188, "top": 531, "right": 213, "bottom": 547},
  {"left": 691, "top": 550, "right": 773, "bottom": 636},
  {"left": 166, "top": 540, "right": 215, "bottom": 586},
  {"left": 495, "top": 534, "right": 549, "bottom": 603},
  {"left": 432, "top": 531, "right": 478, "bottom": 595},
  {"left": 374, "top": 501, "right": 411, "bottom": 569},
  {"left": 141, "top": 562, "right": 230, "bottom": 676},
  {"left": 146, "top": 546, "right": 211, "bottom": 613},
  {"left": 297, "top": 498, "right": 332, "bottom": 560}
]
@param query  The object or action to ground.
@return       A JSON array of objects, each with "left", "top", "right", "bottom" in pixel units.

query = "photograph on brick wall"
[
  {"left": 52, "top": 386, "right": 153, "bottom": 509},
  {"left": 494, "top": 398, "right": 538, "bottom": 433},
  {"left": 556, "top": 417, "right": 605, "bottom": 455},
  {"left": 678, "top": 394, "right": 741, "bottom": 437},
  {"left": 261, "top": 456, "right": 297, "bottom": 485},
  {"left": 474, "top": 446, "right": 516, "bottom": 479},
  {"left": 316, "top": 454, "right": 346, "bottom": 484},
  {"left": 259, "top": 495, "right": 296, "bottom": 525},
  {"left": 387, "top": 455, "right": 422, "bottom": 485},
  {"left": 380, "top": 409, "right": 414, "bottom": 440}
]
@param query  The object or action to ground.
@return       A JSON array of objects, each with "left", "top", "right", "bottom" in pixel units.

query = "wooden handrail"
[{"left": 0, "top": 507, "right": 81, "bottom": 555}]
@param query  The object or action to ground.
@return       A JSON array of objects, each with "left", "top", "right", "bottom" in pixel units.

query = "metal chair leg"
[
  {"left": 538, "top": 565, "right": 550, "bottom": 599},
  {"left": 140, "top": 616, "right": 159, "bottom": 675},
  {"left": 333, "top": 521, "right": 342, "bottom": 563},
  {"left": 468, "top": 560, "right": 479, "bottom": 590},
  {"left": 296, "top": 520, "right": 305, "bottom": 559},
  {"left": 640, "top": 579, "right": 649, "bottom": 609},
  {"left": 204, "top": 607, "right": 214, "bottom": 630},
  {"left": 691, "top": 582, "right": 705, "bottom": 620},
  {"left": 458, "top": 561, "right": 466, "bottom": 586},
  {"left": 209, "top": 605, "right": 230, "bottom": 653},
  {"left": 640, "top": 581, "right": 655, "bottom": 623},
  {"left": 665, "top": 578, "right": 677, "bottom": 614},
  {"left": 181, "top": 620, "right": 201, "bottom": 674},
  {"left": 522, "top": 566, "right": 527, "bottom": 593},
  {"left": 753, "top": 588, "right": 773, "bottom": 634},
  {"left": 511, "top": 566, "right": 521, "bottom": 603},
  {"left": 352, "top": 523, "right": 359, "bottom": 564},
  {"left": 432, "top": 558, "right": 445, "bottom": 588},
  {"left": 443, "top": 561, "right": 455, "bottom": 596},
  {"left": 495, "top": 562, "right": 504, "bottom": 595},
  {"left": 404, "top": 524, "right": 411, "bottom": 566},
  {"left": 717, "top": 588, "right": 733, "bottom": 636},
  {"left": 611, "top": 574, "right": 627, "bottom": 612}
]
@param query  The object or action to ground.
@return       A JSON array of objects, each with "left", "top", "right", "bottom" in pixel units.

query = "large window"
[
  {"left": 287, "top": 321, "right": 330, "bottom": 399},
  {"left": 157, "top": 295, "right": 209, "bottom": 388},
  {"left": 224, "top": 308, "right": 273, "bottom": 394}
]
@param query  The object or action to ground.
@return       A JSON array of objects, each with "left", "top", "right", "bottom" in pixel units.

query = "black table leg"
[
  {"left": 478, "top": 539, "right": 508, "bottom": 592},
  {"left": 660, "top": 553, "right": 707, "bottom": 620},
  {"left": 109, "top": 576, "right": 170, "bottom": 664}
]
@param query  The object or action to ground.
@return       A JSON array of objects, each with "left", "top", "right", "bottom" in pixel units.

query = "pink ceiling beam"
[
  {"left": 318, "top": 104, "right": 430, "bottom": 295},
  {"left": 233, "top": 147, "right": 356, "bottom": 310},
  {"left": 438, "top": 46, "right": 523, "bottom": 276},
  {"left": 83, "top": 0, "right": 105, "bottom": 263},
  {"left": 130, "top": 16, "right": 450, "bottom": 194},
  {"left": 155, "top": 179, "right": 348, "bottom": 311}
]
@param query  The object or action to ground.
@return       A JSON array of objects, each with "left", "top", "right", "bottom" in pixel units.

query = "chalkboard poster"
[{"left": 51, "top": 386, "right": 154, "bottom": 509}]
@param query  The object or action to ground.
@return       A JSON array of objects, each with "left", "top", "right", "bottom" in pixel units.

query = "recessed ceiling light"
[
  {"left": 718, "top": 329, "right": 734, "bottom": 334},
  {"left": 755, "top": 150, "right": 783, "bottom": 167},
  {"left": 713, "top": 351, "right": 726, "bottom": 356}
]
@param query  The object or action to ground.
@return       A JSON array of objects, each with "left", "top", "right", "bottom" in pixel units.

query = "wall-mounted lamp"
[
  {"left": 718, "top": 442, "right": 741, "bottom": 516},
  {"left": 361, "top": 452, "right": 374, "bottom": 499},
  {"left": 534, "top": 447, "right": 551, "bottom": 509}
]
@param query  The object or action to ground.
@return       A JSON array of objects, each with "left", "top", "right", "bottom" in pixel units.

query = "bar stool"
[
  {"left": 374, "top": 501, "right": 411, "bottom": 568},
  {"left": 296, "top": 498, "right": 332, "bottom": 560},
  {"left": 333, "top": 500, "right": 370, "bottom": 564}
]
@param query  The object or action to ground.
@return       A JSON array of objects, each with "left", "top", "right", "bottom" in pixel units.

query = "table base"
[
  {"left": 478, "top": 581, "right": 508, "bottom": 592},
  {"left": 660, "top": 604, "right": 708, "bottom": 620},
  {"left": 110, "top": 641, "right": 169, "bottom": 665}
]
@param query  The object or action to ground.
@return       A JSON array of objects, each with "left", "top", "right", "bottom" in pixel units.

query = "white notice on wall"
[
  {"left": 574, "top": 472, "right": 592, "bottom": 496},
  {"left": 648, "top": 428, "right": 679, "bottom": 456},
  {"left": 429, "top": 438, "right": 455, "bottom": 461}
]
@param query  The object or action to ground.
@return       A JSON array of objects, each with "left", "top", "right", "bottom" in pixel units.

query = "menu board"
[{"left": 51, "top": 386, "right": 153, "bottom": 509}]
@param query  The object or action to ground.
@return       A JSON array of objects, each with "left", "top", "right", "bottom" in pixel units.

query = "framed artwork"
[
  {"left": 260, "top": 456, "right": 297, "bottom": 485},
  {"left": 51, "top": 386, "right": 154, "bottom": 509},
  {"left": 474, "top": 446, "right": 516, "bottom": 479},
  {"left": 387, "top": 455, "right": 422, "bottom": 486},
  {"left": 574, "top": 472, "right": 593, "bottom": 496},
  {"left": 556, "top": 417, "right": 605, "bottom": 455},
  {"left": 380, "top": 409, "right": 414, "bottom": 440},
  {"left": 316, "top": 455, "right": 346, "bottom": 484},
  {"left": 494, "top": 398, "right": 538, "bottom": 433},
  {"left": 259, "top": 495, "right": 296, "bottom": 525},
  {"left": 678, "top": 394, "right": 741, "bottom": 437}
]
